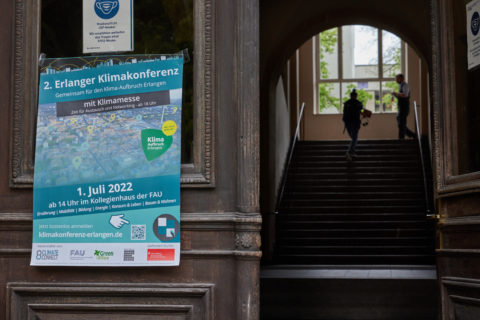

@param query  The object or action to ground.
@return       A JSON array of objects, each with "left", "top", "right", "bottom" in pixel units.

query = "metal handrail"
[
  {"left": 413, "top": 101, "right": 432, "bottom": 216},
  {"left": 274, "top": 102, "right": 306, "bottom": 214}
]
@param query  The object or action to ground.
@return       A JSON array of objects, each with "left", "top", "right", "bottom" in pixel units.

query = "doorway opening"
[
  {"left": 261, "top": 25, "right": 433, "bottom": 261},
  {"left": 260, "top": 21, "right": 437, "bottom": 319}
]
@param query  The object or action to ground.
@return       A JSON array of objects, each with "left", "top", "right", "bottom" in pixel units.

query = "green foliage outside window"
[
  {"left": 343, "top": 84, "right": 373, "bottom": 106},
  {"left": 318, "top": 83, "right": 340, "bottom": 113},
  {"left": 318, "top": 29, "right": 340, "bottom": 113},
  {"left": 380, "top": 81, "right": 399, "bottom": 112},
  {"left": 381, "top": 46, "right": 401, "bottom": 111},
  {"left": 383, "top": 46, "right": 402, "bottom": 77}
]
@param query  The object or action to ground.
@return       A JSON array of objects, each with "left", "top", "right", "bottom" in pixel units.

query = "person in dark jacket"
[
  {"left": 342, "top": 89, "right": 363, "bottom": 161},
  {"left": 392, "top": 74, "right": 415, "bottom": 139}
]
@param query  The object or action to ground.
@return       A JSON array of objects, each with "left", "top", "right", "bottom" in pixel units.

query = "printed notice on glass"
[
  {"left": 31, "top": 55, "right": 183, "bottom": 266},
  {"left": 83, "top": 0, "right": 134, "bottom": 53},
  {"left": 467, "top": 0, "right": 480, "bottom": 69}
]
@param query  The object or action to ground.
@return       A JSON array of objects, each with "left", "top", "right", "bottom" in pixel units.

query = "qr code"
[{"left": 131, "top": 225, "right": 146, "bottom": 240}]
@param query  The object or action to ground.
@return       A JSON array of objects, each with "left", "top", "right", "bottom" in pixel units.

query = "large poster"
[{"left": 31, "top": 55, "right": 183, "bottom": 266}]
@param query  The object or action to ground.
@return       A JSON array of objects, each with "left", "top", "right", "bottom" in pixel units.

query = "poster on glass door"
[{"left": 31, "top": 55, "right": 183, "bottom": 266}]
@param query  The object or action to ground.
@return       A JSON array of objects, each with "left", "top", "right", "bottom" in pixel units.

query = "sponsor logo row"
[{"left": 34, "top": 248, "right": 175, "bottom": 262}]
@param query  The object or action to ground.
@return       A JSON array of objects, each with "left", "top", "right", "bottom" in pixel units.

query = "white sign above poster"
[
  {"left": 467, "top": 0, "right": 480, "bottom": 69},
  {"left": 83, "top": 0, "right": 134, "bottom": 54}
]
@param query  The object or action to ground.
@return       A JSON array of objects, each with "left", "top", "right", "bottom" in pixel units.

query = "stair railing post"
[{"left": 413, "top": 101, "right": 432, "bottom": 216}]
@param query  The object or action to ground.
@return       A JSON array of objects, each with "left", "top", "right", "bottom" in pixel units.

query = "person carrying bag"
[{"left": 343, "top": 89, "right": 371, "bottom": 161}]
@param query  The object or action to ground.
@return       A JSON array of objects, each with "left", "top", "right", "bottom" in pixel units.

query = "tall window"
[{"left": 316, "top": 25, "right": 405, "bottom": 114}]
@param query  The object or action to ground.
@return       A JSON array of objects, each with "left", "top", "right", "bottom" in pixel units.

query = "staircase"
[
  {"left": 273, "top": 139, "right": 435, "bottom": 265},
  {"left": 260, "top": 139, "right": 438, "bottom": 320}
]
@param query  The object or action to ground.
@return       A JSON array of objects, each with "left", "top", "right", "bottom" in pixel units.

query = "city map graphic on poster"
[{"left": 31, "top": 55, "right": 183, "bottom": 266}]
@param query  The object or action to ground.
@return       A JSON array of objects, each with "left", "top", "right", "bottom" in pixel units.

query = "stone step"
[
  {"left": 275, "top": 245, "right": 434, "bottom": 255},
  {"left": 272, "top": 254, "right": 435, "bottom": 265},
  {"left": 277, "top": 213, "right": 428, "bottom": 221},
  {"left": 275, "top": 236, "right": 433, "bottom": 246},
  {"left": 275, "top": 228, "right": 431, "bottom": 238},
  {"left": 260, "top": 266, "right": 438, "bottom": 320}
]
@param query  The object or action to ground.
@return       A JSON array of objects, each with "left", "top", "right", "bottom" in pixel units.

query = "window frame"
[
  {"left": 10, "top": 0, "right": 215, "bottom": 188},
  {"left": 314, "top": 25, "right": 406, "bottom": 115}
]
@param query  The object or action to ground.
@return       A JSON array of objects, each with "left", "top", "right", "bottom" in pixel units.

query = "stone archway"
[{"left": 259, "top": 0, "right": 433, "bottom": 259}]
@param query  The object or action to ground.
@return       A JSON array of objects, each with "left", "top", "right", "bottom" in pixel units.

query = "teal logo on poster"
[
  {"left": 141, "top": 129, "right": 173, "bottom": 161},
  {"left": 95, "top": 0, "right": 119, "bottom": 19},
  {"left": 153, "top": 214, "right": 179, "bottom": 242}
]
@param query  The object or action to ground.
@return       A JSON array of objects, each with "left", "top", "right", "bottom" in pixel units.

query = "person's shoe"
[{"left": 346, "top": 152, "right": 352, "bottom": 161}]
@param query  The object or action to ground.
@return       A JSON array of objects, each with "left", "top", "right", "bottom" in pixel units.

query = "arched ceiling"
[{"left": 260, "top": 0, "right": 432, "bottom": 88}]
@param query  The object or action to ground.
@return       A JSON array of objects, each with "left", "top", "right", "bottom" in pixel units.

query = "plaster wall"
[{"left": 267, "top": 77, "right": 291, "bottom": 211}]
